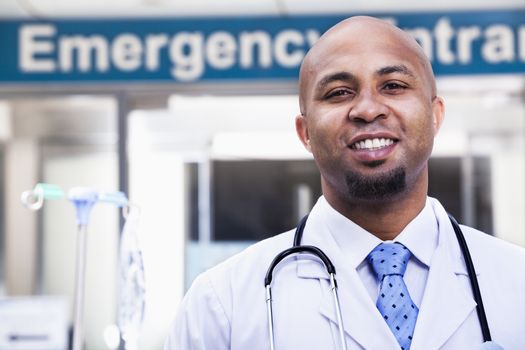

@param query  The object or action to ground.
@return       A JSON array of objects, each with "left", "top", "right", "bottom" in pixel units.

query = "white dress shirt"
[{"left": 317, "top": 196, "right": 439, "bottom": 307}]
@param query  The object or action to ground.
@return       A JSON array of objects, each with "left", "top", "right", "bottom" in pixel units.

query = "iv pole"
[
  {"left": 68, "top": 188, "right": 98, "bottom": 350},
  {"left": 22, "top": 184, "right": 129, "bottom": 350}
]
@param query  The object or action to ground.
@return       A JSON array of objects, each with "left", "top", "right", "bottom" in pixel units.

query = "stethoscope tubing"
[
  {"left": 264, "top": 244, "right": 347, "bottom": 350},
  {"left": 447, "top": 214, "right": 492, "bottom": 341},
  {"left": 264, "top": 212, "right": 492, "bottom": 349}
]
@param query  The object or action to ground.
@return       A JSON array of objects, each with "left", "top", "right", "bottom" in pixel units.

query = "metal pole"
[
  {"left": 295, "top": 183, "right": 312, "bottom": 223},
  {"left": 461, "top": 136, "right": 476, "bottom": 227},
  {"left": 72, "top": 224, "right": 88, "bottom": 350},
  {"left": 198, "top": 158, "right": 212, "bottom": 244},
  {"left": 117, "top": 93, "right": 129, "bottom": 350},
  {"left": 117, "top": 93, "right": 129, "bottom": 231}
]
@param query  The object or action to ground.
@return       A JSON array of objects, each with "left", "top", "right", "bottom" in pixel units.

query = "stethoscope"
[{"left": 264, "top": 213, "right": 492, "bottom": 350}]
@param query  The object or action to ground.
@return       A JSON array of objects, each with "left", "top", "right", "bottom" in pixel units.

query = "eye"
[
  {"left": 382, "top": 81, "right": 408, "bottom": 92},
  {"left": 324, "top": 88, "right": 354, "bottom": 100}
]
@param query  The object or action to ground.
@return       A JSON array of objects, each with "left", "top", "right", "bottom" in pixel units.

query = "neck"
[{"left": 323, "top": 175, "right": 428, "bottom": 241}]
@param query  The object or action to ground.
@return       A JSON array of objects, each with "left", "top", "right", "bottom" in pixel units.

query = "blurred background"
[{"left": 0, "top": 0, "right": 524, "bottom": 349}]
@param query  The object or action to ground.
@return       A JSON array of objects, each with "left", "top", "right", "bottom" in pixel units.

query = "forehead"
[
  {"left": 308, "top": 33, "right": 425, "bottom": 85},
  {"left": 300, "top": 19, "right": 431, "bottom": 93}
]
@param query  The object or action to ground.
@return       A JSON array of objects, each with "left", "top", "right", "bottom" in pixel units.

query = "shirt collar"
[
  {"left": 393, "top": 198, "right": 438, "bottom": 268},
  {"left": 317, "top": 196, "right": 438, "bottom": 269},
  {"left": 317, "top": 196, "right": 381, "bottom": 269}
]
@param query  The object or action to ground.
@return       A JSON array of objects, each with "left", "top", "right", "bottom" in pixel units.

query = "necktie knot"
[{"left": 367, "top": 242, "right": 412, "bottom": 281}]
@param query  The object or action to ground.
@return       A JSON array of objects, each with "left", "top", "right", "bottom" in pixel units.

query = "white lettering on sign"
[
  {"left": 402, "top": 17, "right": 525, "bottom": 67},
  {"left": 482, "top": 25, "right": 515, "bottom": 63},
  {"left": 19, "top": 24, "right": 56, "bottom": 72},
  {"left": 169, "top": 32, "right": 204, "bottom": 81},
  {"left": 274, "top": 29, "right": 306, "bottom": 67},
  {"left": 145, "top": 34, "right": 169, "bottom": 71},
  {"left": 239, "top": 31, "right": 272, "bottom": 68},
  {"left": 305, "top": 29, "right": 321, "bottom": 47},
  {"left": 457, "top": 26, "right": 481, "bottom": 63},
  {"left": 434, "top": 18, "right": 456, "bottom": 64},
  {"left": 206, "top": 31, "right": 237, "bottom": 69},
  {"left": 112, "top": 34, "right": 143, "bottom": 71},
  {"left": 16, "top": 19, "right": 524, "bottom": 81},
  {"left": 59, "top": 35, "right": 109, "bottom": 72}
]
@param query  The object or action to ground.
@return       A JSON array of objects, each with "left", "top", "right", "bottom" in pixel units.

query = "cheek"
[
  {"left": 404, "top": 105, "right": 436, "bottom": 152},
  {"left": 308, "top": 125, "right": 333, "bottom": 156},
  {"left": 307, "top": 107, "right": 348, "bottom": 147}
]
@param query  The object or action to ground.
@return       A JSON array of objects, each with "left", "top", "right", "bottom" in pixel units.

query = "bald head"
[{"left": 299, "top": 16, "right": 436, "bottom": 114}]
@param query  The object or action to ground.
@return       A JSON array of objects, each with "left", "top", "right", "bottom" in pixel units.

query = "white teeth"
[{"left": 352, "top": 138, "right": 395, "bottom": 150}]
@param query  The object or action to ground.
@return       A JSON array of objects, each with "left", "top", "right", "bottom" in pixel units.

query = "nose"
[{"left": 348, "top": 90, "right": 389, "bottom": 123}]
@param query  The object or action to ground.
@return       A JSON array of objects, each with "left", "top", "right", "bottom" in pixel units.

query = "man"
[{"left": 165, "top": 16, "right": 525, "bottom": 349}]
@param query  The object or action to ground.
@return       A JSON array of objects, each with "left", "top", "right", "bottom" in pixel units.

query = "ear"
[
  {"left": 295, "top": 114, "right": 312, "bottom": 153},
  {"left": 431, "top": 96, "right": 445, "bottom": 136}
]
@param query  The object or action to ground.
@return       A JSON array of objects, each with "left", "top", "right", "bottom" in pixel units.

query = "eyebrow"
[
  {"left": 313, "top": 65, "right": 416, "bottom": 95},
  {"left": 315, "top": 72, "right": 358, "bottom": 93},
  {"left": 376, "top": 65, "right": 415, "bottom": 78}
]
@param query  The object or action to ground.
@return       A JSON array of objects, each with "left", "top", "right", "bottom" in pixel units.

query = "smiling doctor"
[{"left": 165, "top": 16, "right": 525, "bottom": 350}]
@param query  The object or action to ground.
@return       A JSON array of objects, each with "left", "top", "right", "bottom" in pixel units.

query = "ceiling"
[{"left": 1, "top": 0, "right": 524, "bottom": 18}]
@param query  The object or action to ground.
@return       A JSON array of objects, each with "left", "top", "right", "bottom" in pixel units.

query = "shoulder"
[
  {"left": 429, "top": 197, "right": 525, "bottom": 267},
  {"left": 167, "top": 229, "right": 296, "bottom": 349},
  {"left": 459, "top": 225, "right": 525, "bottom": 283},
  {"left": 457, "top": 226, "right": 525, "bottom": 342},
  {"left": 188, "top": 228, "right": 295, "bottom": 313},
  {"left": 204, "top": 228, "right": 295, "bottom": 289},
  {"left": 461, "top": 225, "right": 525, "bottom": 263}
]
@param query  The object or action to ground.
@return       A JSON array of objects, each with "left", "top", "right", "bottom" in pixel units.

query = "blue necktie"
[{"left": 367, "top": 243, "right": 419, "bottom": 350}]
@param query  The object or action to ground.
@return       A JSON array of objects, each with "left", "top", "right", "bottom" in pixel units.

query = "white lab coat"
[{"left": 165, "top": 198, "right": 525, "bottom": 349}]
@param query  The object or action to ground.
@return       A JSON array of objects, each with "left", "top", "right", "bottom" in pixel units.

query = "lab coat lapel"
[
  {"left": 319, "top": 267, "right": 400, "bottom": 349},
  {"left": 410, "top": 202, "right": 477, "bottom": 350},
  {"left": 296, "top": 213, "right": 399, "bottom": 349}
]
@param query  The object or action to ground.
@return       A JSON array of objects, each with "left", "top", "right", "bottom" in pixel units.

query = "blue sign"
[{"left": 0, "top": 9, "right": 523, "bottom": 84}]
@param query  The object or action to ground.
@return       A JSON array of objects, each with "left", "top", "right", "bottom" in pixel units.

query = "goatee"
[{"left": 345, "top": 167, "right": 406, "bottom": 200}]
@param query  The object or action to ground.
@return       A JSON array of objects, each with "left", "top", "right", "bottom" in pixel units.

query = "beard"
[{"left": 344, "top": 167, "right": 406, "bottom": 201}]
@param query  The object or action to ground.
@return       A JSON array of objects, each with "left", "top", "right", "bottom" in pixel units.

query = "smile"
[{"left": 350, "top": 138, "right": 396, "bottom": 150}]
